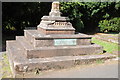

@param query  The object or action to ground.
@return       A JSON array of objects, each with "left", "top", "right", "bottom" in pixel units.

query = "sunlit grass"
[
  {"left": 96, "top": 59, "right": 104, "bottom": 64},
  {"left": 92, "top": 37, "right": 119, "bottom": 54},
  {"left": 2, "top": 53, "right": 12, "bottom": 78}
]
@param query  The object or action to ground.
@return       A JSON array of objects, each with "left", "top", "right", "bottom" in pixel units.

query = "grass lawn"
[
  {"left": 92, "top": 37, "right": 119, "bottom": 54},
  {"left": 2, "top": 53, "right": 12, "bottom": 78}
]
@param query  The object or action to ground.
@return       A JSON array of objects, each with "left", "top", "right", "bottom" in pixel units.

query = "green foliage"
[
  {"left": 103, "top": 13, "right": 110, "bottom": 18},
  {"left": 99, "top": 17, "right": 120, "bottom": 32},
  {"left": 96, "top": 59, "right": 104, "bottom": 64},
  {"left": 2, "top": 2, "right": 51, "bottom": 34},
  {"left": 60, "top": 2, "right": 120, "bottom": 33}
]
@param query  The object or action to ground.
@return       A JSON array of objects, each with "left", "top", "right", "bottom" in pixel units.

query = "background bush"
[
  {"left": 60, "top": 2, "right": 120, "bottom": 33},
  {"left": 99, "top": 17, "right": 120, "bottom": 32},
  {"left": 2, "top": 2, "right": 51, "bottom": 35}
]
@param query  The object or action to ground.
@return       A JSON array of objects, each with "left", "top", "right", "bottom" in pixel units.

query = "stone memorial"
[{"left": 6, "top": 1, "right": 115, "bottom": 77}]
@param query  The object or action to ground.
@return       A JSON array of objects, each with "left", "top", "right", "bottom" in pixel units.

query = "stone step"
[
  {"left": 24, "top": 30, "right": 92, "bottom": 47},
  {"left": 15, "top": 36, "right": 103, "bottom": 58},
  {"left": 6, "top": 41, "right": 116, "bottom": 78},
  {"left": 24, "top": 30, "right": 91, "bottom": 39},
  {"left": 6, "top": 40, "right": 26, "bottom": 77},
  {"left": 16, "top": 36, "right": 34, "bottom": 57},
  {"left": 16, "top": 36, "right": 33, "bottom": 50}
]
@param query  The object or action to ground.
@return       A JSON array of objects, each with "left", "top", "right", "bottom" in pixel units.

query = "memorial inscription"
[{"left": 54, "top": 39, "right": 77, "bottom": 46}]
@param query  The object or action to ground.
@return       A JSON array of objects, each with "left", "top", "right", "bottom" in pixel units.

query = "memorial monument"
[{"left": 6, "top": 2, "right": 115, "bottom": 77}]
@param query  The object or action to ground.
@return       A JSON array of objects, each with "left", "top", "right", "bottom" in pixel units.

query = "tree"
[
  {"left": 60, "top": 2, "right": 120, "bottom": 33},
  {"left": 99, "top": 17, "right": 120, "bottom": 32},
  {"left": 2, "top": 2, "right": 51, "bottom": 35}
]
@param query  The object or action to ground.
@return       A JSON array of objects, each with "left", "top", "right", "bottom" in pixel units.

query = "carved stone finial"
[
  {"left": 49, "top": 1, "right": 61, "bottom": 17},
  {"left": 51, "top": 1, "right": 60, "bottom": 11}
]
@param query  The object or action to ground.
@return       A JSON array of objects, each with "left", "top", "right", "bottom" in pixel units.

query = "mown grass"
[
  {"left": 92, "top": 37, "right": 119, "bottom": 54},
  {"left": 2, "top": 53, "right": 12, "bottom": 78},
  {"left": 95, "top": 59, "right": 104, "bottom": 64}
]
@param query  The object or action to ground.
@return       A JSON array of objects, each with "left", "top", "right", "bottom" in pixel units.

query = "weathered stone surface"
[
  {"left": 26, "top": 44, "right": 103, "bottom": 59},
  {"left": 37, "top": 27, "right": 75, "bottom": 34},
  {"left": 6, "top": 40, "right": 116, "bottom": 77},
  {"left": 24, "top": 30, "right": 91, "bottom": 39},
  {"left": 41, "top": 16, "right": 70, "bottom": 21},
  {"left": 49, "top": 1, "right": 61, "bottom": 17},
  {"left": 6, "top": 40, "right": 26, "bottom": 77},
  {"left": 37, "top": 1, "right": 75, "bottom": 34},
  {"left": 15, "top": 36, "right": 103, "bottom": 59},
  {"left": 24, "top": 30, "right": 92, "bottom": 47}
]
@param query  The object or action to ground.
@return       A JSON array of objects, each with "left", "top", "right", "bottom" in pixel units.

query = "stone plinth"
[
  {"left": 37, "top": 16, "right": 75, "bottom": 34},
  {"left": 24, "top": 30, "right": 91, "bottom": 47},
  {"left": 37, "top": 1, "right": 75, "bottom": 34}
]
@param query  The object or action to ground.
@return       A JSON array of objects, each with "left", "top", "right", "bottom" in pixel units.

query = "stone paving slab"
[{"left": 37, "top": 60, "right": 118, "bottom": 78}]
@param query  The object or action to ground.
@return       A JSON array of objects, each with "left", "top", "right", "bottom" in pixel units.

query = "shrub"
[{"left": 99, "top": 17, "right": 120, "bottom": 32}]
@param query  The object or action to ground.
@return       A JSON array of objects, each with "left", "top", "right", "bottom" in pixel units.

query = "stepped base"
[
  {"left": 16, "top": 36, "right": 103, "bottom": 59},
  {"left": 6, "top": 40, "right": 116, "bottom": 78}
]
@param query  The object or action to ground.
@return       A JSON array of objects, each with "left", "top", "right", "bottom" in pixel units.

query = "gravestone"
[{"left": 6, "top": 1, "right": 115, "bottom": 77}]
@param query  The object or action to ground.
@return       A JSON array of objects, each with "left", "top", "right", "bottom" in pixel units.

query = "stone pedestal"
[
  {"left": 37, "top": 1, "right": 75, "bottom": 34},
  {"left": 6, "top": 1, "right": 115, "bottom": 78}
]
